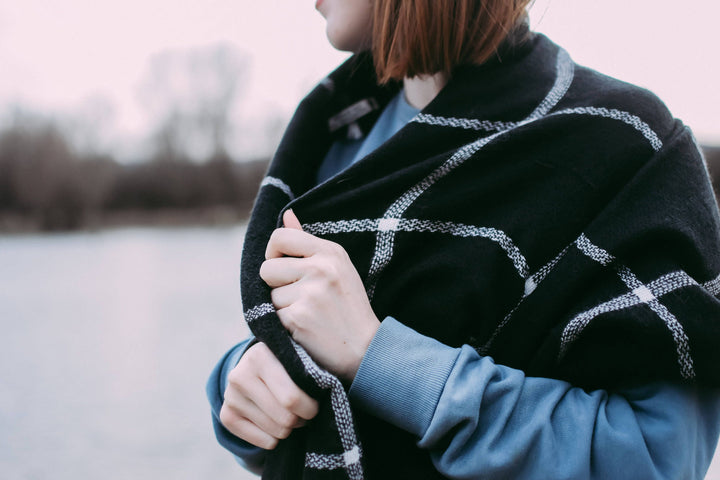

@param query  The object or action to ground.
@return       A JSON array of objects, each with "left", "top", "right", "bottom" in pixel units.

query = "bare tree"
[
  {"left": 65, "top": 95, "right": 116, "bottom": 156},
  {"left": 137, "top": 43, "right": 248, "bottom": 162}
]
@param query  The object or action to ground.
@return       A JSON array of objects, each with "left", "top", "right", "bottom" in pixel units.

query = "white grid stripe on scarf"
[
  {"left": 570, "top": 235, "right": 695, "bottom": 378},
  {"left": 261, "top": 176, "right": 295, "bottom": 200},
  {"left": 412, "top": 49, "right": 575, "bottom": 132},
  {"left": 365, "top": 132, "right": 504, "bottom": 299},
  {"left": 292, "top": 342, "right": 364, "bottom": 480},
  {"left": 481, "top": 243, "right": 573, "bottom": 352},
  {"left": 559, "top": 270, "right": 698, "bottom": 356},
  {"left": 703, "top": 273, "right": 720, "bottom": 296},
  {"left": 303, "top": 218, "right": 530, "bottom": 279},
  {"left": 306, "top": 446, "right": 362, "bottom": 471},
  {"left": 413, "top": 114, "right": 514, "bottom": 132},
  {"left": 526, "top": 49, "right": 575, "bottom": 120},
  {"left": 551, "top": 107, "right": 663, "bottom": 151},
  {"left": 243, "top": 302, "right": 275, "bottom": 323},
  {"left": 365, "top": 48, "right": 575, "bottom": 299}
]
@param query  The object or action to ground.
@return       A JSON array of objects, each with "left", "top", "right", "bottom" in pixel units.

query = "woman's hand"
[
  {"left": 260, "top": 209, "right": 381, "bottom": 381},
  {"left": 220, "top": 341, "right": 319, "bottom": 450}
]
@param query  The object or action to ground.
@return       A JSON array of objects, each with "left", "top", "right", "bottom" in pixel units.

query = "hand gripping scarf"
[{"left": 239, "top": 33, "right": 720, "bottom": 479}]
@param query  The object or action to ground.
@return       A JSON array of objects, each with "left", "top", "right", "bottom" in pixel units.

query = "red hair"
[{"left": 372, "top": 0, "right": 532, "bottom": 83}]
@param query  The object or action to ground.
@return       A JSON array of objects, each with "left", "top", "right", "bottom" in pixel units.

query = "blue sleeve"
[
  {"left": 349, "top": 317, "right": 720, "bottom": 480},
  {"left": 206, "top": 336, "right": 267, "bottom": 475}
]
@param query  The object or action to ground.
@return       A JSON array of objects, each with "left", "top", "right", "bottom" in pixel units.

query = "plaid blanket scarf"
[{"left": 239, "top": 32, "right": 720, "bottom": 479}]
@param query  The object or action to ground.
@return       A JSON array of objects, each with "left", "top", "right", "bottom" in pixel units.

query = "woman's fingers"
[
  {"left": 282, "top": 209, "right": 303, "bottom": 230},
  {"left": 239, "top": 372, "right": 310, "bottom": 429},
  {"left": 223, "top": 381, "right": 295, "bottom": 441},
  {"left": 260, "top": 257, "right": 305, "bottom": 288},
  {"left": 218, "top": 405, "right": 280, "bottom": 451},
  {"left": 265, "top": 227, "right": 331, "bottom": 259},
  {"left": 258, "top": 345, "right": 320, "bottom": 421},
  {"left": 220, "top": 342, "right": 319, "bottom": 450},
  {"left": 270, "top": 283, "right": 302, "bottom": 309}
]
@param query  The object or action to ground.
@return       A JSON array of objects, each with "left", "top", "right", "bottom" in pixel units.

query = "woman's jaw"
[{"left": 316, "top": 0, "right": 373, "bottom": 53}]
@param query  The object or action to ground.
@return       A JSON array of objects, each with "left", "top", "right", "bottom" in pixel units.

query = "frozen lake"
[
  {"left": 0, "top": 226, "right": 256, "bottom": 479},
  {"left": 0, "top": 225, "right": 718, "bottom": 479}
]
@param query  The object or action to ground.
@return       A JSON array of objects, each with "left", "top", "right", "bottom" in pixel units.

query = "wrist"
[{"left": 343, "top": 315, "right": 381, "bottom": 382}]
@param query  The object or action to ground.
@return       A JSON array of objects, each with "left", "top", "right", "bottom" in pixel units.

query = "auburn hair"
[{"left": 372, "top": 0, "right": 532, "bottom": 83}]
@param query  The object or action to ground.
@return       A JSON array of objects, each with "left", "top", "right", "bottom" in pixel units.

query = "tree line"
[{"left": 0, "top": 121, "right": 268, "bottom": 231}]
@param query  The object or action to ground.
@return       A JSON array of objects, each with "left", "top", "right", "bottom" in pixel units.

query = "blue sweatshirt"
[
  {"left": 207, "top": 319, "right": 720, "bottom": 478},
  {"left": 207, "top": 90, "right": 720, "bottom": 478}
]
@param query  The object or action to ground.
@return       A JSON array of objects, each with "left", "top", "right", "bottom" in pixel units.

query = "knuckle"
[
  {"left": 317, "top": 257, "right": 333, "bottom": 275},
  {"left": 230, "top": 344, "right": 268, "bottom": 384},
  {"left": 245, "top": 342, "right": 268, "bottom": 364},
  {"left": 308, "top": 400, "right": 320, "bottom": 418},
  {"left": 227, "top": 365, "right": 247, "bottom": 388},
  {"left": 313, "top": 260, "right": 340, "bottom": 290},
  {"left": 327, "top": 250, "right": 345, "bottom": 271},
  {"left": 279, "top": 391, "right": 301, "bottom": 410},
  {"left": 276, "top": 425, "right": 293, "bottom": 440},
  {"left": 283, "top": 305, "right": 303, "bottom": 330},
  {"left": 278, "top": 411, "right": 297, "bottom": 430},
  {"left": 326, "top": 265, "right": 341, "bottom": 286},
  {"left": 277, "top": 306, "right": 294, "bottom": 330},
  {"left": 307, "top": 284, "right": 327, "bottom": 305},
  {"left": 307, "top": 258, "right": 332, "bottom": 284},
  {"left": 327, "top": 241, "right": 346, "bottom": 259},
  {"left": 259, "top": 260, "right": 270, "bottom": 280},
  {"left": 265, "top": 229, "right": 284, "bottom": 257},
  {"left": 291, "top": 304, "right": 314, "bottom": 332},
  {"left": 253, "top": 341, "right": 270, "bottom": 355},
  {"left": 306, "top": 259, "right": 323, "bottom": 277},
  {"left": 222, "top": 386, "right": 234, "bottom": 404},
  {"left": 243, "top": 344, "right": 258, "bottom": 362},
  {"left": 219, "top": 405, "right": 236, "bottom": 428},
  {"left": 270, "top": 288, "right": 283, "bottom": 307},
  {"left": 269, "top": 229, "right": 282, "bottom": 243},
  {"left": 264, "top": 437, "right": 279, "bottom": 450}
]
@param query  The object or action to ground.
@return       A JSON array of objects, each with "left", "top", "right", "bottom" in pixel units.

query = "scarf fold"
[{"left": 240, "top": 32, "right": 720, "bottom": 479}]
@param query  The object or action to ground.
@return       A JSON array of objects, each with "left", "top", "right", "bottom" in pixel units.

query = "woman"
[{"left": 208, "top": 1, "right": 720, "bottom": 478}]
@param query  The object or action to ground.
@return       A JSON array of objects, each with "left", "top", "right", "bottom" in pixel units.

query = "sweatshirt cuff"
[{"left": 348, "top": 317, "right": 460, "bottom": 437}]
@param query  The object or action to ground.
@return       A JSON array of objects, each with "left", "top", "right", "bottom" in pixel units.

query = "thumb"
[{"left": 282, "top": 209, "right": 303, "bottom": 230}]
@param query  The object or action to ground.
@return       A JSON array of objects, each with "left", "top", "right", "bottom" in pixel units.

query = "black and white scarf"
[{"left": 240, "top": 32, "right": 720, "bottom": 480}]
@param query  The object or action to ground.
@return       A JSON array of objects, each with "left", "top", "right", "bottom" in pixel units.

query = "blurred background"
[{"left": 0, "top": 0, "right": 718, "bottom": 478}]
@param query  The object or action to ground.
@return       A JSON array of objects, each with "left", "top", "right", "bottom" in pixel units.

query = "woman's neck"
[{"left": 403, "top": 72, "right": 449, "bottom": 110}]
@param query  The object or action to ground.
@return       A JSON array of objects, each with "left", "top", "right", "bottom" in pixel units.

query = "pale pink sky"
[{"left": 0, "top": 0, "right": 718, "bottom": 160}]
